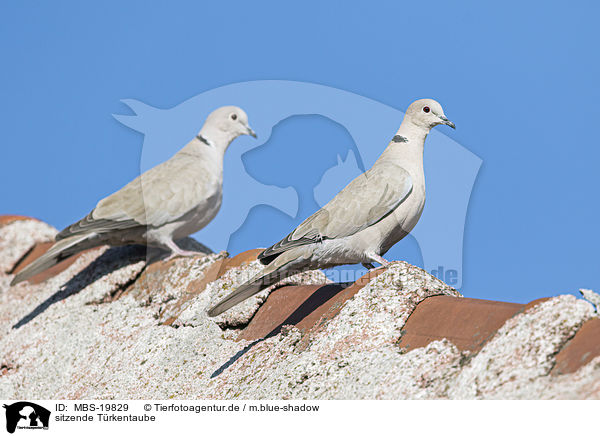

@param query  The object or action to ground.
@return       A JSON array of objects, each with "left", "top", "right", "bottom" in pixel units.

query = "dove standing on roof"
[
  {"left": 11, "top": 106, "right": 256, "bottom": 286},
  {"left": 208, "top": 99, "right": 455, "bottom": 316}
]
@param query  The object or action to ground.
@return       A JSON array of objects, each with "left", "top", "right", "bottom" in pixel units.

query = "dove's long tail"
[
  {"left": 10, "top": 234, "right": 93, "bottom": 285},
  {"left": 207, "top": 266, "right": 283, "bottom": 317},
  {"left": 207, "top": 248, "right": 310, "bottom": 317}
]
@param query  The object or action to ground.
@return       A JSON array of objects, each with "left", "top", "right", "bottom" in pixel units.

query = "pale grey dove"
[
  {"left": 11, "top": 106, "right": 256, "bottom": 286},
  {"left": 208, "top": 99, "right": 454, "bottom": 316}
]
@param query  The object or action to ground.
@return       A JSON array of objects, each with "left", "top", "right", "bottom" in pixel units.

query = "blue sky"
[{"left": 1, "top": 1, "right": 599, "bottom": 303}]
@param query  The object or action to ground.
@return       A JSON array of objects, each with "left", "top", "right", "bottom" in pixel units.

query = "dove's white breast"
[
  {"left": 350, "top": 162, "right": 426, "bottom": 258},
  {"left": 145, "top": 149, "right": 225, "bottom": 244}
]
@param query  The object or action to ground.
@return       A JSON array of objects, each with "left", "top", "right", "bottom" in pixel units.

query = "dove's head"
[
  {"left": 201, "top": 106, "right": 257, "bottom": 147},
  {"left": 404, "top": 99, "right": 455, "bottom": 130}
]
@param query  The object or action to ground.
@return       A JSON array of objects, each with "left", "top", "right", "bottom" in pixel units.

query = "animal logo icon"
[{"left": 3, "top": 402, "right": 50, "bottom": 433}]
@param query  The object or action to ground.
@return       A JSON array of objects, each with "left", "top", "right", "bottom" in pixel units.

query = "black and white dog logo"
[{"left": 3, "top": 402, "right": 50, "bottom": 433}]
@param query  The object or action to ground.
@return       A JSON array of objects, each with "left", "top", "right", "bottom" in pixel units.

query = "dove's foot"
[
  {"left": 366, "top": 253, "right": 391, "bottom": 268},
  {"left": 163, "top": 239, "right": 201, "bottom": 261},
  {"left": 165, "top": 250, "right": 199, "bottom": 262},
  {"left": 362, "top": 263, "right": 376, "bottom": 270}
]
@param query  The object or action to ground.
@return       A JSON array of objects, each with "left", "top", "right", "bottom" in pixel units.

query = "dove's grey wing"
[
  {"left": 57, "top": 155, "right": 214, "bottom": 240},
  {"left": 259, "top": 161, "right": 413, "bottom": 263}
]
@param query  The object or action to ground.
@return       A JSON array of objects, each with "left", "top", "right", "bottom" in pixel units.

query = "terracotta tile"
[
  {"left": 224, "top": 249, "right": 263, "bottom": 269},
  {"left": 162, "top": 249, "right": 262, "bottom": 325},
  {"left": 237, "top": 283, "right": 348, "bottom": 341},
  {"left": 523, "top": 297, "right": 552, "bottom": 312},
  {"left": 398, "top": 296, "right": 524, "bottom": 353},
  {"left": 238, "top": 268, "right": 387, "bottom": 341},
  {"left": 551, "top": 318, "right": 600, "bottom": 375},
  {"left": 0, "top": 215, "right": 38, "bottom": 227},
  {"left": 160, "top": 258, "right": 226, "bottom": 325}
]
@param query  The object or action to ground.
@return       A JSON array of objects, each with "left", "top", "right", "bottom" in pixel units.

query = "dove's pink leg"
[
  {"left": 366, "top": 252, "right": 391, "bottom": 268},
  {"left": 164, "top": 239, "right": 199, "bottom": 261}
]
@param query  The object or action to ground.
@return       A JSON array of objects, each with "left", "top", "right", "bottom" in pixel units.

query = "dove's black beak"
[
  {"left": 246, "top": 126, "right": 257, "bottom": 138},
  {"left": 439, "top": 115, "right": 456, "bottom": 129}
]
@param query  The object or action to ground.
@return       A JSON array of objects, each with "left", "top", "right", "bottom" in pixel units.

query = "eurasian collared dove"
[
  {"left": 11, "top": 106, "right": 256, "bottom": 286},
  {"left": 208, "top": 99, "right": 454, "bottom": 316}
]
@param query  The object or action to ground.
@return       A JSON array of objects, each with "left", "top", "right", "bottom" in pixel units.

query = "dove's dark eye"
[
  {"left": 231, "top": 113, "right": 237, "bottom": 120},
  {"left": 423, "top": 106, "right": 430, "bottom": 113}
]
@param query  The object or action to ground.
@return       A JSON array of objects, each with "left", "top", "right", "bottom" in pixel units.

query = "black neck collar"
[{"left": 196, "top": 134, "right": 212, "bottom": 147}]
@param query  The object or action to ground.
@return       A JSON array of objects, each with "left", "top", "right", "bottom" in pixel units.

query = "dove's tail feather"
[
  {"left": 207, "top": 268, "right": 285, "bottom": 317},
  {"left": 10, "top": 234, "right": 94, "bottom": 286},
  {"left": 209, "top": 246, "right": 314, "bottom": 316}
]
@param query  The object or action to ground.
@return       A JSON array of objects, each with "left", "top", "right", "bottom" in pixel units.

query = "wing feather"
[
  {"left": 57, "top": 154, "right": 214, "bottom": 240},
  {"left": 259, "top": 162, "right": 412, "bottom": 263}
]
